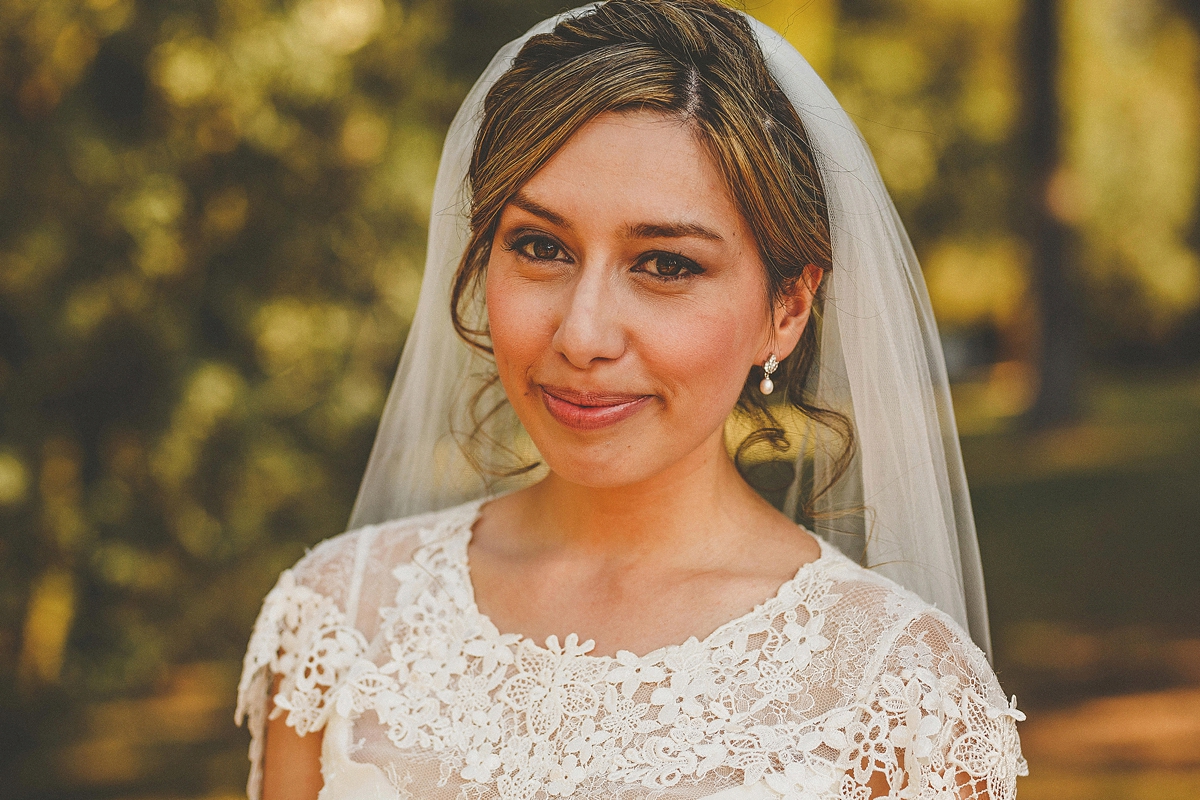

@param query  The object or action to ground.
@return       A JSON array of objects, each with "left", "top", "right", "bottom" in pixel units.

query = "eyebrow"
[
  {"left": 509, "top": 192, "right": 570, "bottom": 229},
  {"left": 625, "top": 221, "right": 724, "bottom": 242},
  {"left": 508, "top": 191, "right": 724, "bottom": 242}
]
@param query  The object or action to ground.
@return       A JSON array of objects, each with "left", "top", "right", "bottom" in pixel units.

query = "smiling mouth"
[{"left": 539, "top": 386, "right": 654, "bottom": 431}]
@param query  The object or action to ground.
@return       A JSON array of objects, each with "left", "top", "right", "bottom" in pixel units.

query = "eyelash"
[
  {"left": 636, "top": 252, "right": 705, "bottom": 281},
  {"left": 505, "top": 233, "right": 570, "bottom": 264},
  {"left": 503, "top": 233, "right": 705, "bottom": 282}
]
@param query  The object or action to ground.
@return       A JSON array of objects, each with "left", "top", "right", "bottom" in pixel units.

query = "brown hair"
[{"left": 449, "top": 0, "right": 854, "bottom": 516}]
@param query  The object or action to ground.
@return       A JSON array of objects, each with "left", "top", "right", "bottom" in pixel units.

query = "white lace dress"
[{"left": 237, "top": 500, "right": 1026, "bottom": 800}]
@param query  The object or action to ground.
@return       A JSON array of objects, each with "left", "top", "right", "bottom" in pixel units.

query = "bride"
[{"left": 237, "top": 1, "right": 1027, "bottom": 798}]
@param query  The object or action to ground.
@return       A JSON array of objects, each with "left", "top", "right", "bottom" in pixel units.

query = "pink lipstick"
[{"left": 539, "top": 386, "right": 653, "bottom": 431}]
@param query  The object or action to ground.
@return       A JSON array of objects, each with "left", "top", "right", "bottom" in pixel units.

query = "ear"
[{"left": 761, "top": 263, "right": 823, "bottom": 363}]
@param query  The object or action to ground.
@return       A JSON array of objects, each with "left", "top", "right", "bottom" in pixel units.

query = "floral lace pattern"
[{"left": 238, "top": 503, "right": 1026, "bottom": 800}]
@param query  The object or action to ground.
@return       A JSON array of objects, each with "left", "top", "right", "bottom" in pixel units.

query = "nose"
[{"left": 551, "top": 263, "right": 626, "bottom": 369}]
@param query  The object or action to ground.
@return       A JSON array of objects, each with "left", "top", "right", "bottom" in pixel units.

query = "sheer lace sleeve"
[
  {"left": 234, "top": 528, "right": 376, "bottom": 800},
  {"left": 853, "top": 611, "right": 1027, "bottom": 800}
]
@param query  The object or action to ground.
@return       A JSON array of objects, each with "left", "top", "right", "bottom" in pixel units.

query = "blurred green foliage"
[
  {"left": 0, "top": 0, "right": 559, "bottom": 794},
  {"left": 1, "top": 0, "right": 1198, "bottom": 797}
]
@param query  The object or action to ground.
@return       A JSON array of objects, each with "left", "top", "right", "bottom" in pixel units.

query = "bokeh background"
[{"left": 2, "top": 0, "right": 1199, "bottom": 797}]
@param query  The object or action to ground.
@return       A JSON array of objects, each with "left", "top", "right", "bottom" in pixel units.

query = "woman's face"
[{"left": 485, "top": 110, "right": 812, "bottom": 488}]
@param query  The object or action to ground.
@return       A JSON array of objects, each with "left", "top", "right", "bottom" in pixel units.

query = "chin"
[
  {"left": 534, "top": 442, "right": 652, "bottom": 489},
  {"left": 532, "top": 417, "right": 726, "bottom": 491}
]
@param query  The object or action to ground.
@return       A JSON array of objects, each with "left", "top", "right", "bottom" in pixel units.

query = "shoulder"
[
  {"left": 806, "top": 542, "right": 1028, "bottom": 793},
  {"left": 802, "top": 539, "right": 941, "bottom": 640},
  {"left": 236, "top": 499, "right": 485, "bottom": 750},
  {"left": 242, "top": 497, "right": 484, "bottom": 676},
  {"left": 866, "top": 606, "right": 1027, "bottom": 795},
  {"left": 284, "top": 497, "right": 484, "bottom": 601},
  {"left": 810, "top": 539, "right": 985, "bottom": 658},
  {"left": 762, "top": 540, "right": 1027, "bottom": 797},
  {"left": 803, "top": 539, "right": 1017, "bottom": 710}
]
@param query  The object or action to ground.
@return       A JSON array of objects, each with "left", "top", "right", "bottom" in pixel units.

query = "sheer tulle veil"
[{"left": 348, "top": 6, "right": 992, "bottom": 658}]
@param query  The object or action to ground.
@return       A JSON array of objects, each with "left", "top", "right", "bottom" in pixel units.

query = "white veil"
[{"left": 348, "top": 7, "right": 992, "bottom": 658}]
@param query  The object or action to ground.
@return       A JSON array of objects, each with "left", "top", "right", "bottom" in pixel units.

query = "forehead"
[{"left": 517, "top": 110, "right": 743, "bottom": 230}]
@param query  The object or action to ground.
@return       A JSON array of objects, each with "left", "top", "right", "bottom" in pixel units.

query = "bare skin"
[
  {"left": 469, "top": 453, "right": 819, "bottom": 658},
  {"left": 263, "top": 676, "right": 322, "bottom": 800}
]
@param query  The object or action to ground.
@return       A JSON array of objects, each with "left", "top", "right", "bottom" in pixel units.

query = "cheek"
[
  {"left": 485, "top": 269, "right": 553, "bottom": 386},
  {"left": 645, "top": 303, "right": 761, "bottom": 405}
]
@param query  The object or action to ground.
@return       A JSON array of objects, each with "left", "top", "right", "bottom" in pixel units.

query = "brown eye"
[
  {"left": 638, "top": 252, "right": 702, "bottom": 280},
  {"left": 530, "top": 238, "right": 560, "bottom": 260},
  {"left": 505, "top": 233, "right": 569, "bottom": 263},
  {"left": 653, "top": 255, "right": 684, "bottom": 276}
]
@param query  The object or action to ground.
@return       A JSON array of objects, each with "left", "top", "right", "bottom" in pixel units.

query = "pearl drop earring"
[{"left": 759, "top": 354, "right": 778, "bottom": 395}]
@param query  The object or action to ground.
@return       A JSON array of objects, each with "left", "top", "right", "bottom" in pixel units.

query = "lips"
[{"left": 539, "top": 385, "right": 654, "bottom": 431}]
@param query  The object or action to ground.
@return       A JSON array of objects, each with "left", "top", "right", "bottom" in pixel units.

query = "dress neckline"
[{"left": 424, "top": 496, "right": 837, "bottom": 664}]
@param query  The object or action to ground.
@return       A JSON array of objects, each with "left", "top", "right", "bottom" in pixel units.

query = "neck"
[{"left": 517, "top": 429, "right": 763, "bottom": 561}]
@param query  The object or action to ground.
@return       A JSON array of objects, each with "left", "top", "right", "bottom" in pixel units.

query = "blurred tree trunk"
[
  {"left": 1174, "top": 3, "right": 1200, "bottom": 43},
  {"left": 1020, "top": 0, "right": 1081, "bottom": 428},
  {"left": 1173, "top": 1, "right": 1200, "bottom": 287}
]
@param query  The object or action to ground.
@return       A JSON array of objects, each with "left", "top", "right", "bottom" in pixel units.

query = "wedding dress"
[{"left": 237, "top": 500, "right": 1025, "bottom": 800}]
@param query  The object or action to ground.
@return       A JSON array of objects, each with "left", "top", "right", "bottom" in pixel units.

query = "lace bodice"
[{"left": 237, "top": 500, "right": 1025, "bottom": 800}]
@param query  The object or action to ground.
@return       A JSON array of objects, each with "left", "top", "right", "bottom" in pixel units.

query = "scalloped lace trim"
[{"left": 235, "top": 570, "right": 370, "bottom": 799}]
